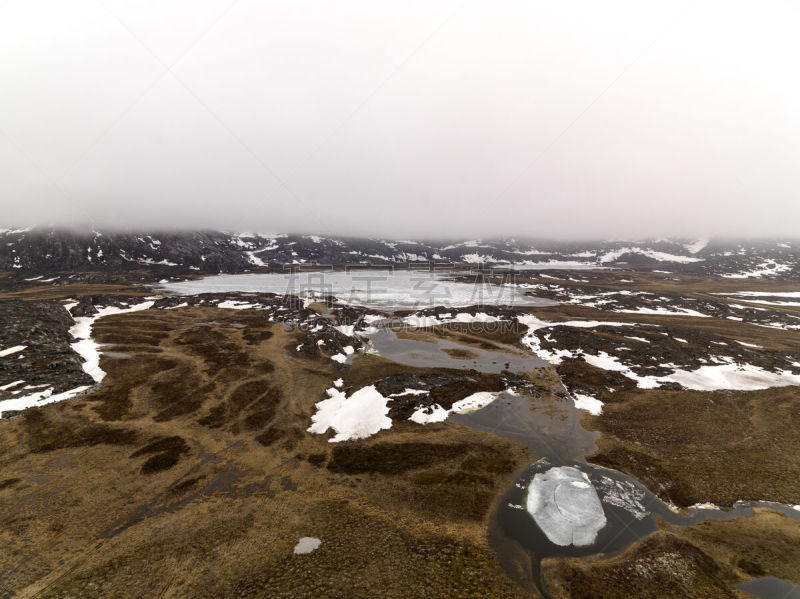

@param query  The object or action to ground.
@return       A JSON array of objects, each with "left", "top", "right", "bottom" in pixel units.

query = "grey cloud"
[{"left": 1, "top": 0, "right": 799, "bottom": 239}]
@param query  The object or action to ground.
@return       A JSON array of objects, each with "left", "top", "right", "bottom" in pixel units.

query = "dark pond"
[{"left": 736, "top": 576, "right": 800, "bottom": 599}]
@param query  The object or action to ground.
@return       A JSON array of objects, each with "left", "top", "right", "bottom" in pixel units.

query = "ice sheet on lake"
[
  {"left": 402, "top": 311, "right": 504, "bottom": 328},
  {"left": 526, "top": 466, "right": 607, "bottom": 547},
  {"left": 160, "top": 270, "right": 555, "bottom": 309},
  {"left": 596, "top": 475, "right": 648, "bottom": 520}
]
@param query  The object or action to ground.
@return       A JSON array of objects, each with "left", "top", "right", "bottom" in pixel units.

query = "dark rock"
[
  {"left": 0, "top": 300, "right": 94, "bottom": 400},
  {"left": 69, "top": 297, "right": 98, "bottom": 317}
]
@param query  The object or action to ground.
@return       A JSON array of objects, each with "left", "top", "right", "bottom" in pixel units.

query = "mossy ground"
[
  {"left": 0, "top": 304, "right": 529, "bottom": 597},
  {"left": 3, "top": 273, "right": 800, "bottom": 598}
]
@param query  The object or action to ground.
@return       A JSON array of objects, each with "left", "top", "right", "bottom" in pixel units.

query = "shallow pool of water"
[
  {"left": 736, "top": 576, "right": 800, "bottom": 598},
  {"left": 159, "top": 270, "right": 557, "bottom": 309},
  {"left": 366, "top": 329, "right": 544, "bottom": 373},
  {"left": 452, "top": 393, "right": 596, "bottom": 460}
]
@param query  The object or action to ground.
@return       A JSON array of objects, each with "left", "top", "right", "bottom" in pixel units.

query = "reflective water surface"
[{"left": 160, "top": 269, "right": 558, "bottom": 309}]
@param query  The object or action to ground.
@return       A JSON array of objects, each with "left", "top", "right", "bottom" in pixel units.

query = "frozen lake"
[{"left": 159, "top": 270, "right": 557, "bottom": 309}]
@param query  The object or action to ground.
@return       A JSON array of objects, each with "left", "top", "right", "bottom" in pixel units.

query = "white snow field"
[
  {"left": 526, "top": 466, "right": 607, "bottom": 547},
  {"left": 721, "top": 290, "right": 800, "bottom": 306},
  {"left": 161, "top": 270, "right": 556, "bottom": 309},
  {"left": 597, "top": 247, "right": 703, "bottom": 264},
  {"left": 517, "top": 315, "right": 800, "bottom": 392}
]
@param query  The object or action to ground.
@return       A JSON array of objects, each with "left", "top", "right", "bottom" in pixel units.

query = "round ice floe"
[
  {"left": 526, "top": 466, "right": 606, "bottom": 547},
  {"left": 293, "top": 537, "right": 321, "bottom": 554}
]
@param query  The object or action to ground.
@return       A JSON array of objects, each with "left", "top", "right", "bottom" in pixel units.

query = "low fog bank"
[
  {"left": 2, "top": 223, "right": 798, "bottom": 245},
  {"left": 3, "top": 2, "right": 799, "bottom": 243}
]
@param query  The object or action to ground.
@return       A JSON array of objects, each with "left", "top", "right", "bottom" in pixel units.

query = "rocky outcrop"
[{"left": 0, "top": 300, "right": 94, "bottom": 405}]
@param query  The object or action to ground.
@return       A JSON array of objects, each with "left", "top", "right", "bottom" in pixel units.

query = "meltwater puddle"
[
  {"left": 736, "top": 576, "right": 800, "bottom": 599},
  {"left": 365, "top": 328, "right": 543, "bottom": 373}
]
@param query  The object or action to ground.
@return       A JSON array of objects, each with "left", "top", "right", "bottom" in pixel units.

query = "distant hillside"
[{"left": 1, "top": 227, "right": 798, "bottom": 280}]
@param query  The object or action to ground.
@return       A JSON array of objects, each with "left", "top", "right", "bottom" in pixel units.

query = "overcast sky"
[{"left": 1, "top": 0, "right": 799, "bottom": 239}]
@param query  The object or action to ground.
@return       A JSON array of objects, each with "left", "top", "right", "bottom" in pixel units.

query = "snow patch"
[
  {"left": 722, "top": 261, "right": 792, "bottom": 278},
  {"left": 452, "top": 391, "right": 497, "bottom": 413},
  {"left": 598, "top": 247, "right": 703, "bottom": 264},
  {"left": 408, "top": 391, "right": 498, "bottom": 424},
  {"left": 0, "top": 385, "right": 92, "bottom": 414},
  {"left": 684, "top": 239, "right": 709, "bottom": 254},
  {"left": 572, "top": 393, "right": 603, "bottom": 415},
  {"left": 70, "top": 301, "right": 154, "bottom": 383},
  {"left": 217, "top": 300, "right": 258, "bottom": 310},
  {"left": 0, "top": 345, "right": 27, "bottom": 357},
  {"left": 307, "top": 385, "right": 392, "bottom": 442},
  {"left": 293, "top": 537, "right": 321, "bottom": 554},
  {"left": 409, "top": 404, "right": 450, "bottom": 424},
  {"left": 0, "top": 380, "right": 24, "bottom": 391}
]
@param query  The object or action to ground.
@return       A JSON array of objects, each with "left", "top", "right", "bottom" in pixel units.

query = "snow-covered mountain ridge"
[{"left": 1, "top": 228, "right": 797, "bottom": 279}]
